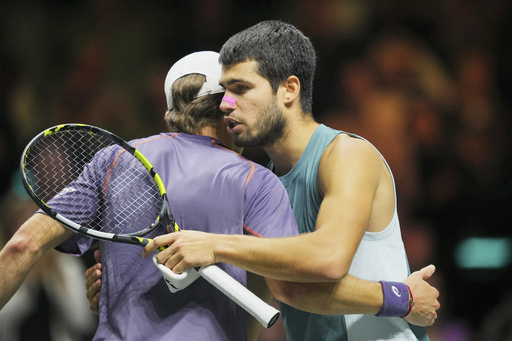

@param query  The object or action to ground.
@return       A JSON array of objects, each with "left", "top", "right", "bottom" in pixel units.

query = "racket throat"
[{"left": 160, "top": 195, "right": 178, "bottom": 233}]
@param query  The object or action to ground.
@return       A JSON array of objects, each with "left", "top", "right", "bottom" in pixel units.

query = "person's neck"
[
  {"left": 197, "top": 126, "right": 218, "bottom": 139},
  {"left": 263, "top": 115, "right": 319, "bottom": 177},
  {"left": 199, "top": 125, "right": 242, "bottom": 154}
]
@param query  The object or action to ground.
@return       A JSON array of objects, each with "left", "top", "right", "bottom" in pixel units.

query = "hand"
[
  {"left": 152, "top": 255, "right": 200, "bottom": 293},
  {"left": 403, "top": 264, "right": 440, "bottom": 326},
  {"left": 142, "top": 230, "right": 218, "bottom": 274},
  {"left": 85, "top": 249, "right": 102, "bottom": 315}
]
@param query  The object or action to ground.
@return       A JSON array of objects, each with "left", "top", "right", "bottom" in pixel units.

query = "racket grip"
[{"left": 197, "top": 265, "right": 280, "bottom": 328}]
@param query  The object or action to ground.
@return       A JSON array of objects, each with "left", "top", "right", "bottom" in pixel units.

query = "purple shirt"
[{"left": 56, "top": 133, "right": 298, "bottom": 341}]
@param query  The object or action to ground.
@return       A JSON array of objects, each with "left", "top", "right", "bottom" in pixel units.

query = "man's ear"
[{"left": 282, "top": 76, "right": 300, "bottom": 107}]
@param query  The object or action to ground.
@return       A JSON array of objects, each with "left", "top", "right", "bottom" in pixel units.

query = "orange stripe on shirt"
[
  {"left": 244, "top": 162, "right": 255, "bottom": 188},
  {"left": 102, "top": 134, "right": 178, "bottom": 196},
  {"left": 102, "top": 149, "right": 126, "bottom": 197},
  {"left": 132, "top": 133, "right": 179, "bottom": 147},
  {"left": 243, "top": 223, "right": 263, "bottom": 237}
]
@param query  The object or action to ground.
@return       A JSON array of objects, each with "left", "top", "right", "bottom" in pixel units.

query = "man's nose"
[{"left": 220, "top": 96, "right": 237, "bottom": 112}]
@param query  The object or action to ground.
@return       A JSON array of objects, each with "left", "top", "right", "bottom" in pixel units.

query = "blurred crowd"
[{"left": 1, "top": 0, "right": 511, "bottom": 340}]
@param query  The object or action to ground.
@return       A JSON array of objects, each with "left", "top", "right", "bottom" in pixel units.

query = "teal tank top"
[
  {"left": 269, "top": 124, "right": 428, "bottom": 341},
  {"left": 270, "top": 124, "right": 349, "bottom": 340}
]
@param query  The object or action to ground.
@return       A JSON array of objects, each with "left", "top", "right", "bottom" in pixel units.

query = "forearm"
[
  {"left": 0, "top": 245, "right": 37, "bottom": 309},
  {"left": 0, "top": 214, "right": 71, "bottom": 309},
  {"left": 0, "top": 240, "right": 44, "bottom": 308},
  {"left": 214, "top": 229, "right": 349, "bottom": 282},
  {"left": 267, "top": 274, "right": 382, "bottom": 315}
]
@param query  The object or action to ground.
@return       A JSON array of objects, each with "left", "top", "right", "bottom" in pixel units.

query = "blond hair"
[{"left": 164, "top": 74, "right": 224, "bottom": 134}]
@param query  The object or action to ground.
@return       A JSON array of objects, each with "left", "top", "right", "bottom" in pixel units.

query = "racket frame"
[{"left": 20, "top": 123, "right": 174, "bottom": 245}]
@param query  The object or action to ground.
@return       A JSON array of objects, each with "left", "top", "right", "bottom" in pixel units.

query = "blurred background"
[{"left": 1, "top": 0, "right": 511, "bottom": 340}]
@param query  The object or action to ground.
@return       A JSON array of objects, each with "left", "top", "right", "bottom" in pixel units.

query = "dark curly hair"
[{"left": 219, "top": 20, "right": 316, "bottom": 115}]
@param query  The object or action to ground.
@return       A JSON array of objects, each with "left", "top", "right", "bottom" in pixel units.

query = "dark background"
[{"left": 1, "top": 1, "right": 512, "bottom": 340}]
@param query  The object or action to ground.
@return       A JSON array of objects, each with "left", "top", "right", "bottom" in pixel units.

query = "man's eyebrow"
[{"left": 219, "top": 78, "right": 250, "bottom": 87}]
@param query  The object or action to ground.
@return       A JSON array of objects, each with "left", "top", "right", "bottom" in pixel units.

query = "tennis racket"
[{"left": 20, "top": 123, "right": 280, "bottom": 328}]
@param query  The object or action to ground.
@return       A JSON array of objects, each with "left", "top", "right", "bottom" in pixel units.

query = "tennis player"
[
  {"left": 0, "top": 51, "right": 298, "bottom": 341},
  {"left": 143, "top": 21, "right": 440, "bottom": 340}
]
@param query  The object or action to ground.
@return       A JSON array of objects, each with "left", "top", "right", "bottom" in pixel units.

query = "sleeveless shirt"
[{"left": 272, "top": 124, "right": 428, "bottom": 341}]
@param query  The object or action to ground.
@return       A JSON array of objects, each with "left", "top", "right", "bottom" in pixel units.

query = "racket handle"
[{"left": 197, "top": 265, "right": 280, "bottom": 328}]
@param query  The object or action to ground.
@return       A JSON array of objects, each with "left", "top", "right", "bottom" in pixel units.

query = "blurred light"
[{"left": 455, "top": 237, "right": 512, "bottom": 269}]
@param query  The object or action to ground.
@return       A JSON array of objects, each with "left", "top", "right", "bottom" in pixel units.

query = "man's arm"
[
  {"left": 0, "top": 213, "right": 72, "bottom": 309},
  {"left": 144, "top": 137, "right": 382, "bottom": 281},
  {"left": 144, "top": 230, "right": 438, "bottom": 324},
  {"left": 143, "top": 138, "right": 439, "bottom": 324},
  {"left": 266, "top": 273, "right": 383, "bottom": 315},
  {"left": 266, "top": 264, "right": 437, "bottom": 321}
]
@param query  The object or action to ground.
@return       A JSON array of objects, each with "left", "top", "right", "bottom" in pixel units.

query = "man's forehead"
[{"left": 220, "top": 61, "right": 261, "bottom": 85}]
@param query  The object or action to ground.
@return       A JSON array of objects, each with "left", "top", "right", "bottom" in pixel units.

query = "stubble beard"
[{"left": 233, "top": 97, "right": 285, "bottom": 148}]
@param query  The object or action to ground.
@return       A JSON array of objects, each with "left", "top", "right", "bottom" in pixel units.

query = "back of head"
[
  {"left": 165, "top": 76, "right": 224, "bottom": 134},
  {"left": 164, "top": 51, "right": 225, "bottom": 134},
  {"left": 219, "top": 20, "right": 316, "bottom": 114}
]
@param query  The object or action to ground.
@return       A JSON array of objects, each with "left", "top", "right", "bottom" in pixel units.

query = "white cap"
[{"left": 164, "top": 51, "right": 224, "bottom": 110}]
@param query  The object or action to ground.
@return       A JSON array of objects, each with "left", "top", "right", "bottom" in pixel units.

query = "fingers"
[
  {"left": 419, "top": 264, "right": 436, "bottom": 279},
  {"left": 85, "top": 250, "right": 101, "bottom": 284},
  {"left": 404, "top": 304, "right": 439, "bottom": 327},
  {"left": 85, "top": 265, "right": 102, "bottom": 315},
  {"left": 84, "top": 249, "right": 102, "bottom": 315},
  {"left": 142, "top": 231, "right": 215, "bottom": 273},
  {"left": 142, "top": 234, "right": 177, "bottom": 258},
  {"left": 142, "top": 240, "right": 157, "bottom": 258},
  {"left": 85, "top": 263, "right": 95, "bottom": 278},
  {"left": 86, "top": 275, "right": 101, "bottom": 302},
  {"left": 89, "top": 292, "right": 100, "bottom": 315},
  {"left": 85, "top": 266, "right": 101, "bottom": 294},
  {"left": 142, "top": 234, "right": 183, "bottom": 273},
  {"left": 403, "top": 264, "right": 441, "bottom": 327},
  {"left": 93, "top": 249, "right": 100, "bottom": 262},
  {"left": 163, "top": 254, "right": 188, "bottom": 274},
  {"left": 87, "top": 280, "right": 101, "bottom": 315}
]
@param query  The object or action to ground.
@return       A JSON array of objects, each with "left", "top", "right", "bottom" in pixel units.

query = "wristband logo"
[{"left": 392, "top": 285, "right": 402, "bottom": 297}]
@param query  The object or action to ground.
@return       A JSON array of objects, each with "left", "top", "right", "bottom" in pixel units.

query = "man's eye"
[{"left": 234, "top": 85, "right": 248, "bottom": 93}]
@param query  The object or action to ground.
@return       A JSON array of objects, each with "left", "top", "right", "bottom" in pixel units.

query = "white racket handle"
[{"left": 197, "top": 265, "right": 280, "bottom": 328}]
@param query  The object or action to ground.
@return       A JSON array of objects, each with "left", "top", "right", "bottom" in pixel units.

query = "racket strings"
[
  {"left": 24, "top": 129, "right": 163, "bottom": 236},
  {"left": 103, "top": 156, "right": 163, "bottom": 234}
]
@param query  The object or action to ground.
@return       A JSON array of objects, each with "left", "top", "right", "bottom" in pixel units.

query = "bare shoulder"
[
  {"left": 323, "top": 133, "right": 381, "bottom": 164},
  {"left": 317, "top": 133, "right": 382, "bottom": 194}
]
